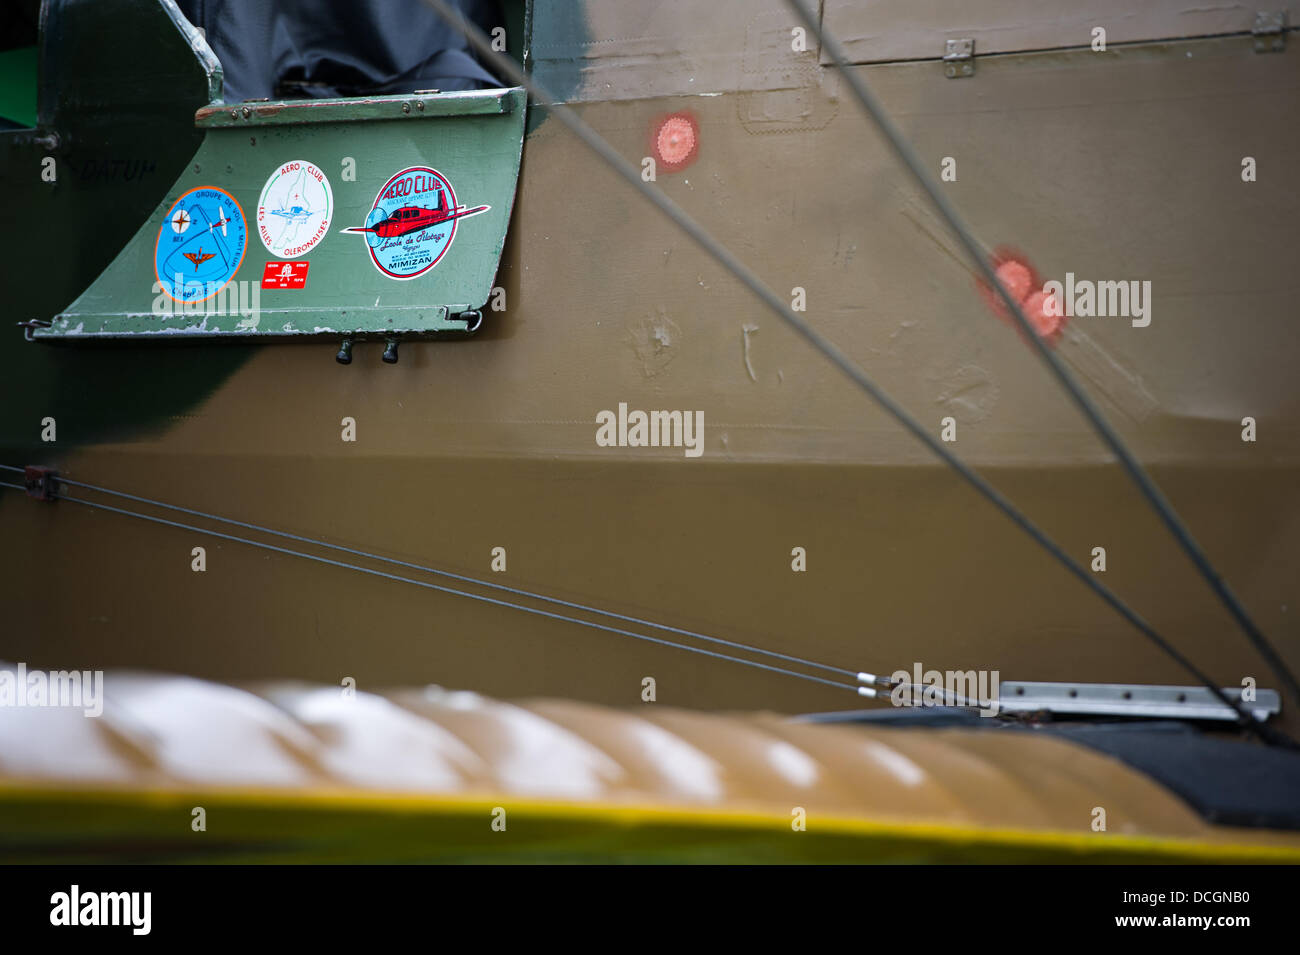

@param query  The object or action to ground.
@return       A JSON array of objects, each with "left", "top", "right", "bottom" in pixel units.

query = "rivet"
[
  {"left": 242, "top": 106, "right": 251, "bottom": 118},
  {"left": 415, "top": 100, "right": 424, "bottom": 111},
  {"left": 402, "top": 101, "right": 411, "bottom": 113}
]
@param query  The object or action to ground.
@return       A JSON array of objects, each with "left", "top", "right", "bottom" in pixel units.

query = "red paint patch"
[
  {"left": 261, "top": 260, "right": 310, "bottom": 289},
  {"left": 651, "top": 112, "right": 699, "bottom": 172},
  {"left": 976, "top": 247, "right": 1066, "bottom": 345}
]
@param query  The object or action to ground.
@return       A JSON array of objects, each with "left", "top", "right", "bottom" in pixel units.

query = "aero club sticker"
[
  {"left": 154, "top": 186, "right": 247, "bottom": 303},
  {"left": 256, "top": 159, "right": 333, "bottom": 258},
  {"left": 343, "top": 166, "right": 488, "bottom": 280}
]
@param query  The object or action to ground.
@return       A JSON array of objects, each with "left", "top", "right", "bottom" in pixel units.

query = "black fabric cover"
[
  {"left": 176, "top": 0, "right": 502, "bottom": 103},
  {"left": 799, "top": 709, "right": 1300, "bottom": 830},
  {"left": 1043, "top": 721, "right": 1300, "bottom": 831}
]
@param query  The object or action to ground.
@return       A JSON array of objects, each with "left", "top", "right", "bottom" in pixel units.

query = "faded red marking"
[
  {"left": 651, "top": 112, "right": 699, "bottom": 172},
  {"left": 976, "top": 247, "right": 1067, "bottom": 345}
]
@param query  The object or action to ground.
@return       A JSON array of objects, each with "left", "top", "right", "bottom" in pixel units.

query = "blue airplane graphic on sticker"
[{"left": 269, "top": 202, "right": 313, "bottom": 225}]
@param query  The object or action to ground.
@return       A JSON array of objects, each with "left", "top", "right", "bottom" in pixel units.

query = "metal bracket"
[
  {"left": 16, "top": 319, "right": 53, "bottom": 343},
  {"left": 999, "top": 681, "right": 1280, "bottom": 722},
  {"left": 1253, "top": 11, "right": 1288, "bottom": 53},
  {"left": 23, "top": 466, "right": 59, "bottom": 502},
  {"left": 944, "top": 38, "right": 975, "bottom": 78}
]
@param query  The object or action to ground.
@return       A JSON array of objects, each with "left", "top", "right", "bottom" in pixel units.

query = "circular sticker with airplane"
[
  {"left": 256, "top": 159, "right": 333, "bottom": 258},
  {"left": 342, "top": 166, "right": 489, "bottom": 280},
  {"left": 154, "top": 186, "right": 248, "bottom": 303}
]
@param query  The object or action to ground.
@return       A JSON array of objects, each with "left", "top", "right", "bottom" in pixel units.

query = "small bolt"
[
  {"left": 229, "top": 109, "right": 238, "bottom": 119},
  {"left": 402, "top": 102, "right": 411, "bottom": 113},
  {"left": 415, "top": 100, "right": 424, "bottom": 111},
  {"left": 335, "top": 339, "right": 353, "bottom": 365},
  {"left": 242, "top": 106, "right": 251, "bottom": 118}
]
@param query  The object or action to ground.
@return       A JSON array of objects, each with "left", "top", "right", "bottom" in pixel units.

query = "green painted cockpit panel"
[{"left": 36, "top": 86, "right": 527, "bottom": 341}]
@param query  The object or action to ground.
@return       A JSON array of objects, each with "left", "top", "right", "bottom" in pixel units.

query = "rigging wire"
[
  {"left": 418, "top": 0, "right": 1274, "bottom": 737},
  {"left": 0, "top": 477, "right": 867, "bottom": 696},
  {"left": 0, "top": 463, "right": 859, "bottom": 680},
  {"left": 783, "top": 0, "right": 1300, "bottom": 710},
  {"left": 0, "top": 476, "right": 1261, "bottom": 720}
]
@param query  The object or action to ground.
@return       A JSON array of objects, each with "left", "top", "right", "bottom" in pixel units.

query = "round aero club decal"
[
  {"left": 343, "top": 166, "right": 489, "bottom": 280},
  {"left": 154, "top": 186, "right": 247, "bottom": 303},
  {"left": 256, "top": 159, "right": 333, "bottom": 258}
]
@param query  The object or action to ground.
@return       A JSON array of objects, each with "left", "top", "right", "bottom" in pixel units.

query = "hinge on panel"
[
  {"left": 15, "top": 318, "right": 52, "bottom": 342},
  {"left": 944, "top": 38, "right": 974, "bottom": 78},
  {"left": 1253, "top": 11, "right": 1288, "bottom": 52}
]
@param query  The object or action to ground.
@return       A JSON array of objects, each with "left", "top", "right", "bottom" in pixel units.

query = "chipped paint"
[
  {"left": 626, "top": 311, "right": 680, "bottom": 378},
  {"left": 929, "top": 363, "right": 1000, "bottom": 423},
  {"left": 742, "top": 323, "right": 759, "bottom": 382}
]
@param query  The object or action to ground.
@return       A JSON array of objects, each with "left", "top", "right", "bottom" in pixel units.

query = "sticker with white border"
[
  {"left": 256, "top": 160, "right": 333, "bottom": 258},
  {"left": 341, "top": 166, "right": 489, "bottom": 280}
]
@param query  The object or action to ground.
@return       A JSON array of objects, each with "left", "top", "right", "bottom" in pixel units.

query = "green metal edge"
[
  {"left": 196, "top": 88, "right": 515, "bottom": 128},
  {"left": 36, "top": 86, "right": 528, "bottom": 341}
]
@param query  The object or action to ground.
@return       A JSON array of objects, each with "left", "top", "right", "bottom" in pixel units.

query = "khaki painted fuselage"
[{"left": 2, "top": 3, "right": 1298, "bottom": 737}]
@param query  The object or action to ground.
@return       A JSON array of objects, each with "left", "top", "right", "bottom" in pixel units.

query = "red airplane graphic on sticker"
[
  {"left": 343, "top": 189, "right": 489, "bottom": 240},
  {"left": 182, "top": 248, "right": 217, "bottom": 271}
]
